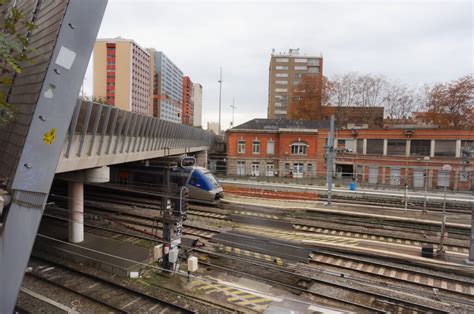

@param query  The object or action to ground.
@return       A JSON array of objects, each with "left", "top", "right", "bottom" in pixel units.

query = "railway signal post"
[{"left": 325, "top": 115, "right": 335, "bottom": 205}]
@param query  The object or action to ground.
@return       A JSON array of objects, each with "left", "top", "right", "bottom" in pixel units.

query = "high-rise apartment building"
[
  {"left": 93, "top": 38, "right": 150, "bottom": 115},
  {"left": 182, "top": 76, "right": 194, "bottom": 126},
  {"left": 148, "top": 49, "right": 183, "bottom": 123},
  {"left": 267, "top": 49, "right": 323, "bottom": 119},
  {"left": 192, "top": 83, "right": 203, "bottom": 127}
]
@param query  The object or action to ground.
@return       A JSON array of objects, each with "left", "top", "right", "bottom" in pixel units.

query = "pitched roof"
[{"left": 230, "top": 118, "right": 330, "bottom": 131}]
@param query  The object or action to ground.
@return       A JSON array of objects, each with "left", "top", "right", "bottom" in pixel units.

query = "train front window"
[{"left": 204, "top": 172, "right": 219, "bottom": 188}]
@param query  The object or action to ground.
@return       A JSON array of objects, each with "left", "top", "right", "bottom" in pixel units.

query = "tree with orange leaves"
[
  {"left": 288, "top": 74, "right": 328, "bottom": 120},
  {"left": 425, "top": 76, "right": 474, "bottom": 129}
]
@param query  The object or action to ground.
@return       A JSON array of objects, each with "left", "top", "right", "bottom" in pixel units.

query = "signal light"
[{"left": 180, "top": 156, "right": 196, "bottom": 168}]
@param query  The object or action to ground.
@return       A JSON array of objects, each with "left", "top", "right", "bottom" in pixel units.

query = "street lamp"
[
  {"left": 438, "top": 163, "right": 452, "bottom": 257},
  {"left": 423, "top": 156, "right": 430, "bottom": 214}
]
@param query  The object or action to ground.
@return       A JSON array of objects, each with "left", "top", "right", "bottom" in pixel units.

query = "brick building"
[
  {"left": 227, "top": 119, "right": 474, "bottom": 191},
  {"left": 227, "top": 119, "right": 329, "bottom": 177},
  {"left": 182, "top": 76, "right": 194, "bottom": 126}
]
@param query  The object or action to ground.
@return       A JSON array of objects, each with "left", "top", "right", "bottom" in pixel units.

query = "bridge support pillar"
[
  {"left": 68, "top": 182, "right": 84, "bottom": 243},
  {"left": 195, "top": 150, "right": 208, "bottom": 168},
  {"left": 59, "top": 167, "right": 110, "bottom": 243}
]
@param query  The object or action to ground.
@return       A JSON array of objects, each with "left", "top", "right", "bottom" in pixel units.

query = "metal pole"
[
  {"left": 423, "top": 159, "right": 429, "bottom": 214},
  {"left": 438, "top": 171, "right": 448, "bottom": 257},
  {"left": 404, "top": 184, "right": 408, "bottom": 211},
  {"left": 230, "top": 98, "right": 236, "bottom": 128},
  {"left": 218, "top": 67, "right": 222, "bottom": 135},
  {"left": 326, "top": 115, "right": 335, "bottom": 205}
]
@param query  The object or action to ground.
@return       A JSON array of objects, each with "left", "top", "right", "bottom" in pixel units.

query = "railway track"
[
  {"left": 222, "top": 185, "right": 473, "bottom": 214},
  {"left": 27, "top": 257, "right": 192, "bottom": 313},
  {"left": 42, "top": 207, "right": 474, "bottom": 313},
  {"left": 179, "top": 205, "right": 471, "bottom": 258}
]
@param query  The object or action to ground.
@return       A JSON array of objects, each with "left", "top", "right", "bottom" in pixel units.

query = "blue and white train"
[{"left": 111, "top": 157, "right": 223, "bottom": 203}]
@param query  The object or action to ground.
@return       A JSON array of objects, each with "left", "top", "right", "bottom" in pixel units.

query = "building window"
[
  {"left": 434, "top": 140, "right": 456, "bottom": 157},
  {"left": 252, "top": 141, "right": 260, "bottom": 154},
  {"left": 251, "top": 162, "right": 260, "bottom": 176},
  {"left": 267, "top": 140, "right": 275, "bottom": 154},
  {"left": 293, "top": 163, "right": 304, "bottom": 178},
  {"left": 337, "top": 139, "right": 355, "bottom": 152},
  {"left": 275, "top": 58, "right": 289, "bottom": 62},
  {"left": 275, "top": 73, "right": 288, "bottom": 78},
  {"left": 291, "top": 142, "right": 307, "bottom": 155},
  {"left": 307, "top": 163, "right": 313, "bottom": 174},
  {"left": 461, "top": 140, "right": 474, "bottom": 149},
  {"left": 275, "top": 88, "right": 288, "bottom": 92},
  {"left": 437, "top": 170, "right": 450, "bottom": 187},
  {"left": 387, "top": 139, "right": 406, "bottom": 156},
  {"left": 285, "top": 163, "right": 290, "bottom": 171},
  {"left": 366, "top": 139, "right": 384, "bottom": 155},
  {"left": 237, "top": 140, "right": 245, "bottom": 154},
  {"left": 308, "top": 66, "right": 320, "bottom": 74},
  {"left": 266, "top": 164, "right": 275, "bottom": 177},
  {"left": 410, "top": 140, "right": 431, "bottom": 156},
  {"left": 295, "top": 65, "right": 307, "bottom": 71},
  {"left": 237, "top": 161, "right": 245, "bottom": 176},
  {"left": 276, "top": 65, "right": 288, "bottom": 70},
  {"left": 460, "top": 170, "right": 469, "bottom": 182},
  {"left": 276, "top": 80, "right": 288, "bottom": 85},
  {"left": 295, "top": 58, "right": 307, "bottom": 63},
  {"left": 308, "top": 58, "right": 320, "bottom": 65}
]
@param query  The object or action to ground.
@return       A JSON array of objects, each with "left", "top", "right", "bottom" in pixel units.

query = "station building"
[{"left": 226, "top": 119, "right": 474, "bottom": 191}]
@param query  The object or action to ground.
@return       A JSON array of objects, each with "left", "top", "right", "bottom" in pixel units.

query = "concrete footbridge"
[{"left": 57, "top": 99, "right": 215, "bottom": 173}]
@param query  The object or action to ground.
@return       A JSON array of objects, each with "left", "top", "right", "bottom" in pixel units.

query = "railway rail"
[
  {"left": 42, "top": 204, "right": 474, "bottom": 313},
  {"left": 27, "top": 257, "right": 192, "bottom": 313},
  {"left": 221, "top": 183, "right": 474, "bottom": 214}
]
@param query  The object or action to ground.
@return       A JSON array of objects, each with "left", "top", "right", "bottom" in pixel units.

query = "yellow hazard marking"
[{"left": 43, "top": 128, "right": 56, "bottom": 145}]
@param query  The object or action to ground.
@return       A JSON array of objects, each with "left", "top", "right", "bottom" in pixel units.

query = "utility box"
[
  {"left": 168, "top": 248, "right": 179, "bottom": 263},
  {"left": 153, "top": 244, "right": 163, "bottom": 261},
  {"left": 421, "top": 244, "right": 434, "bottom": 258},
  {"left": 188, "top": 256, "right": 198, "bottom": 272}
]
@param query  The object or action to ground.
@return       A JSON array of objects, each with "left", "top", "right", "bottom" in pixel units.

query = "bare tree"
[
  {"left": 425, "top": 75, "right": 474, "bottom": 129},
  {"left": 384, "top": 82, "right": 417, "bottom": 123}
]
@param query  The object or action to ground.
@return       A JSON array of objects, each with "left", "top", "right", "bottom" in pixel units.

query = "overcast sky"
[{"left": 83, "top": 0, "right": 473, "bottom": 130}]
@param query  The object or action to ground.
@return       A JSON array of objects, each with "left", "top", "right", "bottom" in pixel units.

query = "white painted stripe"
[{"left": 20, "top": 287, "right": 78, "bottom": 313}]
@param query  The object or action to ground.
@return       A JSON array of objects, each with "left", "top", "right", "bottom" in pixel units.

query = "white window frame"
[
  {"left": 275, "top": 88, "right": 287, "bottom": 92},
  {"left": 275, "top": 80, "right": 288, "bottom": 85},
  {"left": 252, "top": 141, "right": 260, "bottom": 154},
  {"left": 266, "top": 164, "right": 274, "bottom": 177},
  {"left": 291, "top": 142, "right": 308, "bottom": 155},
  {"left": 295, "top": 58, "right": 307, "bottom": 63},
  {"left": 295, "top": 65, "right": 307, "bottom": 71},
  {"left": 275, "top": 65, "right": 288, "bottom": 70},
  {"left": 237, "top": 140, "right": 246, "bottom": 154},
  {"left": 237, "top": 161, "right": 245, "bottom": 176},
  {"left": 275, "top": 73, "right": 288, "bottom": 78},
  {"left": 293, "top": 163, "right": 304, "bottom": 178},
  {"left": 275, "top": 58, "right": 289, "bottom": 62},
  {"left": 251, "top": 163, "right": 260, "bottom": 176},
  {"left": 267, "top": 140, "right": 275, "bottom": 154}
]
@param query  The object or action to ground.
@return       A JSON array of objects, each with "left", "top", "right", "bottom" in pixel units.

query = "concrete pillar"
[
  {"left": 68, "top": 181, "right": 84, "bottom": 243},
  {"left": 195, "top": 150, "right": 208, "bottom": 168},
  {"left": 363, "top": 139, "right": 367, "bottom": 155},
  {"left": 455, "top": 140, "right": 461, "bottom": 158},
  {"left": 406, "top": 139, "right": 411, "bottom": 156},
  {"left": 430, "top": 140, "right": 435, "bottom": 157},
  {"left": 383, "top": 139, "right": 388, "bottom": 156}
]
